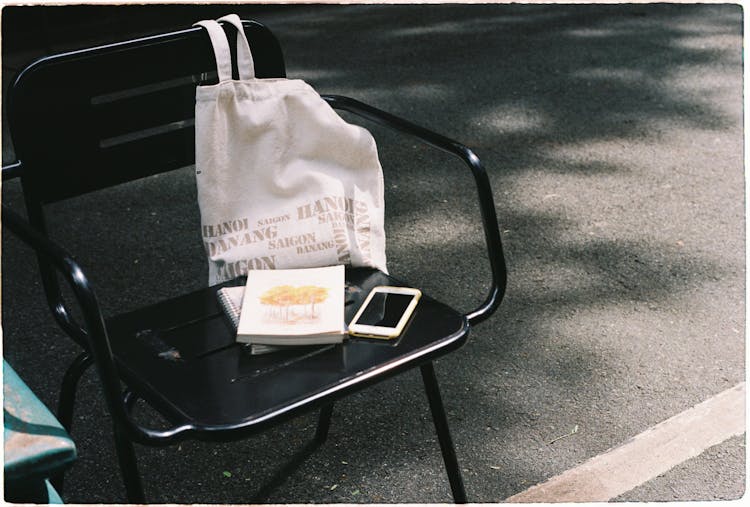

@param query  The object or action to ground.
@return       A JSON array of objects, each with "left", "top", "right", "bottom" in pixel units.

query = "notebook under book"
[{"left": 216, "top": 286, "right": 280, "bottom": 355}]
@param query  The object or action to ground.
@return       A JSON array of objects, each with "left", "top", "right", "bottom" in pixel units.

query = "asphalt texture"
[{"left": 1, "top": 3, "right": 745, "bottom": 504}]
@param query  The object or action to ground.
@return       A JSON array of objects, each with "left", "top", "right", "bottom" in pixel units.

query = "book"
[
  {"left": 217, "top": 276, "right": 362, "bottom": 350},
  {"left": 234, "top": 265, "right": 346, "bottom": 347}
]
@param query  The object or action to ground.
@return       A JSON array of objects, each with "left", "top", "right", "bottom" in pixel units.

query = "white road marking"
[{"left": 505, "top": 382, "right": 746, "bottom": 503}]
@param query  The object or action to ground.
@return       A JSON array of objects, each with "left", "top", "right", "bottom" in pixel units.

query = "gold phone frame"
[{"left": 348, "top": 285, "right": 422, "bottom": 339}]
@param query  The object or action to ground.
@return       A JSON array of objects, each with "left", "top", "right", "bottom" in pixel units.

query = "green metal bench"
[{"left": 3, "top": 360, "right": 76, "bottom": 503}]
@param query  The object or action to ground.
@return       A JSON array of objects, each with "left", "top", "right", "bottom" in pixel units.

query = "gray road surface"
[{"left": 1, "top": 3, "right": 745, "bottom": 503}]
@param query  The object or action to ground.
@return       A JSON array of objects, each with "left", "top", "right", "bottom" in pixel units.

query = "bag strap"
[
  {"left": 194, "top": 19, "right": 233, "bottom": 82},
  {"left": 216, "top": 14, "right": 256, "bottom": 79}
]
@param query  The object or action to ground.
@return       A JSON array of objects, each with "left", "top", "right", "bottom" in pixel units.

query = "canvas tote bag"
[{"left": 194, "top": 15, "right": 387, "bottom": 284}]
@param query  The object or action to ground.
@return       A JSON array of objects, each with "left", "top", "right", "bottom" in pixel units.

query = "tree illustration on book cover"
[{"left": 259, "top": 285, "right": 330, "bottom": 324}]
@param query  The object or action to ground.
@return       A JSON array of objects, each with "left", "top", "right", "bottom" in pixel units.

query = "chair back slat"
[
  {"left": 9, "top": 21, "right": 285, "bottom": 204},
  {"left": 93, "top": 79, "right": 201, "bottom": 141}
]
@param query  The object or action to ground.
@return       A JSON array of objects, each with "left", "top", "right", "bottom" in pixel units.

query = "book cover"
[{"left": 236, "top": 265, "right": 345, "bottom": 345}]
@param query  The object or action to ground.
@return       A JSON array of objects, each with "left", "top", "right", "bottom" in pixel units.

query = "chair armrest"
[
  {"left": 3, "top": 206, "right": 91, "bottom": 346},
  {"left": 322, "top": 94, "right": 507, "bottom": 326},
  {"left": 2, "top": 206, "right": 196, "bottom": 445}
]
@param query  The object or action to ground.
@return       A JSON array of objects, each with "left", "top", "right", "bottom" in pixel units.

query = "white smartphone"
[{"left": 348, "top": 286, "right": 422, "bottom": 339}]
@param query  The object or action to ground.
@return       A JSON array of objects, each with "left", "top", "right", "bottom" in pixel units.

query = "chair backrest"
[
  {"left": 8, "top": 20, "right": 286, "bottom": 206},
  {"left": 6, "top": 19, "right": 286, "bottom": 344}
]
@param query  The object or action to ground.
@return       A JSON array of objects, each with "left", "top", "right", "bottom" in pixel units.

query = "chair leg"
[
  {"left": 57, "top": 352, "right": 94, "bottom": 432},
  {"left": 51, "top": 352, "right": 94, "bottom": 494},
  {"left": 315, "top": 403, "right": 334, "bottom": 444},
  {"left": 420, "top": 362, "right": 468, "bottom": 504},
  {"left": 112, "top": 422, "right": 146, "bottom": 503}
]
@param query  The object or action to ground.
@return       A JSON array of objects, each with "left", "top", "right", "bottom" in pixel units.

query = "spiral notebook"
[
  {"left": 217, "top": 285, "right": 244, "bottom": 330},
  {"left": 217, "top": 285, "right": 281, "bottom": 355}
]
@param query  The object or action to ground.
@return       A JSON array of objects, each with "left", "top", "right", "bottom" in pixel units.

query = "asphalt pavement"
[{"left": 1, "top": 3, "right": 745, "bottom": 503}]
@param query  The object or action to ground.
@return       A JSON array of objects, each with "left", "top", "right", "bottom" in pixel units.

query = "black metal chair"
[{"left": 2, "top": 18, "right": 507, "bottom": 503}]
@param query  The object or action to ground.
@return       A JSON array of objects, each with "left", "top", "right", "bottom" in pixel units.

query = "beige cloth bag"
[{"left": 194, "top": 15, "right": 387, "bottom": 284}]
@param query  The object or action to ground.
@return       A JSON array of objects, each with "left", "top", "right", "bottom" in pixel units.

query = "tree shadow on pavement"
[{"left": 1, "top": 3, "right": 743, "bottom": 503}]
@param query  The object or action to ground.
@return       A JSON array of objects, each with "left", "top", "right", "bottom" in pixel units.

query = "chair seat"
[{"left": 106, "top": 267, "right": 469, "bottom": 435}]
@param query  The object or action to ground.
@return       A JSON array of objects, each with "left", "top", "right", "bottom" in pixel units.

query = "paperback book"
[{"left": 233, "top": 265, "right": 346, "bottom": 348}]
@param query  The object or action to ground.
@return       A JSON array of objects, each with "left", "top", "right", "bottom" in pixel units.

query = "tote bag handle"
[
  {"left": 194, "top": 16, "right": 256, "bottom": 81},
  {"left": 217, "top": 14, "right": 256, "bottom": 79}
]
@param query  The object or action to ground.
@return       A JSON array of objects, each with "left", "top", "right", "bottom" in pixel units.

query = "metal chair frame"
[{"left": 2, "top": 18, "right": 507, "bottom": 503}]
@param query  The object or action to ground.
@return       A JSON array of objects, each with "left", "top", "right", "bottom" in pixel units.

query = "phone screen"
[{"left": 355, "top": 292, "right": 417, "bottom": 328}]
